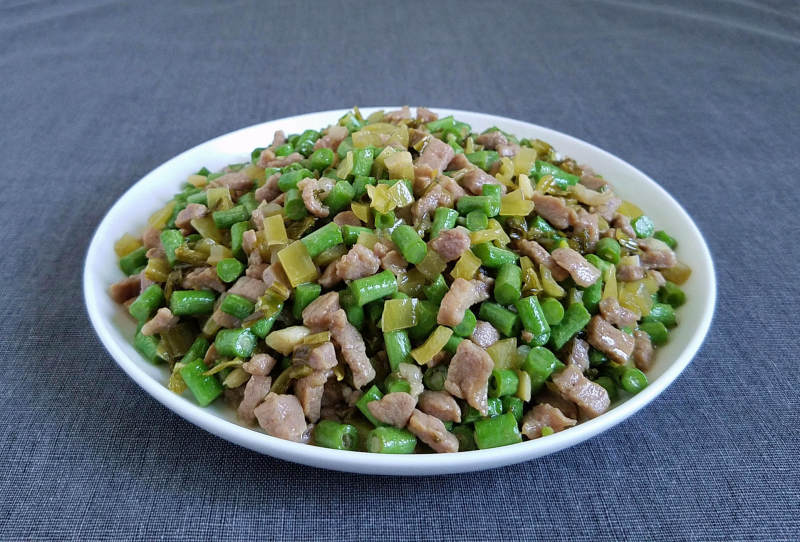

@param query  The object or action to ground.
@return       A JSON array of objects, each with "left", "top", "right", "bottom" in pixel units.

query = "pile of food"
[{"left": 110, "top": 106, "right": 690, "bottom": 453}]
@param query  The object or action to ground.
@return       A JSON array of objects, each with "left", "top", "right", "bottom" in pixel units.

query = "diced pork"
[
  {"left": 521, "top": 403, "right": 577, "bottom": 439},
  {"left": 336, "top": 244, "right": 380, "bottom": 280},
  {"left": 416, "top": 137, "right": 454, "bottom": 175},
  {"left": 437, "top": 174, "right": 467, "bottom": 202},
  {"left": 572, "top": 208, "right": 600, "bottom": 250},
  {"left": 612, "top": 213, "right": 636, "bottom": 238},
  {"left": 301, "top": 292, "right": 341, "bottom": 330},
  {"left": 633, "top": 330, "right": 654, "bottom": 371},
  {"left": 416, "top": 107, "right": 438, "bottom": 123},
  {"left": 383, "top": 105, "right": 412, "bottom": 123},
  {"left": 258, "top": 151, "right": 304, "bottom": 169},
  {"left": 254, "top": 393, "right": 308, "bottom": 442},
  {"left": 242, "top": 353, "right": 277, "bottom": 376},
  {"left": 308, "top": 342, "right": 338, "bottom": 371},
  {"left": 535, "top": 387, "right": 578, "bottom": 420},
  {"left": 261, "top": 262, "right": 290, "bottom": 290},
  {"left": 447, "top": 153, "right": 471, "bottom": 170},
  {"left": 330, "top": 309, "right": 375, "bottom": 388},
  {"left": 418, "top": 391, "right": 461, "bottom": 423},
  {"left": 270, "top": 130, "right": 286, "bottom": 148},
  {"left": 617, "top": 259, "right": 645, "bottom": 282},
  {"left": 592, "top": 196, "right": 622, "bottom": 222},
  {"left": 598, "top": 297, "right": 640, "bottom": 328},
  {"left": 297, "top": 176, "right": 335, "bottom": 218},
  {"left": 295, "top": 369, "right": 331, "bottom": 423},
  {"left": 496, "top": 143, "right": 520, "bottom": 157},
  {"left": 567, "top": 338, "right": 591, "bottom": 371},
  {"left": 407, "top": 409, "right": 458, "bottom": 453},
  {"left": 586, "top": 315, "right": 635, "bottom": 363},
  {"left": 255, "top": 172, "right": 281, "bottom": 202},
  {"left": 182, "top": 266, "right": 226, "bottom": 293},
  {"left": 319, "top": 259, "right": 342, "bottom": 288},
  {"left": 437, "top": 278, "right": 491, "bottom": 327},
  {"left": 533, "top": 193, "right": 576, "bottom": 230},
  {"left": 366, "top": 392, "right": 417, "bottom": 428},
  {"left": 412, "top": 183, "right": 453, "bottom": 224},
  {"left": 471, "top": 320, "right": 499, "bottom": 349},
  {"left": 109, "top": 274, "right": 142, "bottom": 303},
  {"left": 246, "top": 262, "right": 268, "bottom": 279},
  {"left": 444, "top": 339, "right": 494, "bottom": 415},
  {"left": 313, "top": 125, "right": 348, "bottom": 151},
  {"left": 513, "top": 239, "right": 569, "bottom": 281},
  {"left": 551, "top": 247, "right": 601, "bottom": 287},
  {"left": 333, "top": 211, "right": 362, "bottom": 226},
  {"left": 638, "top": 238, "right": 678, "bottom": 269},
  {"left": 550, "top": 365, "right": 610, "bottom": 419},
  {"left": 211, "top": 303, "right": 241, "bottom": 329},
  {"left": 429, "top": 226, "right": 470, "bottom": 262},
  {"left": 475, "top": 131, "right": 508, "bottom": 150},
  {"left": 140, "top": 307, "right": 179, "bottom": 336},
  {"left": 175, "top": 203, "right": 208, "bottom": 231},
  {"left": 142, "top": 226, "right": 161, "bottom": 249},
  {"left": 238, "top": 375, "right": 271, "bottom": 425},
  {"left": 377, "top": 248, "right": 408, "bottom": 275},
  {"left": 579, "top": 165, "right": 608, "bottom": 190},
  {"left": 228, "top": 276, "right": 267, "bottom": 302},
  {"left": 461, "top": 168, "right": 505, "bottom": 195},
  {"left": 209, "top": 171, "right": 252, "bottom": 192},
  {"left": 203, "top": 344, "right": 218, "bottom": 366}
]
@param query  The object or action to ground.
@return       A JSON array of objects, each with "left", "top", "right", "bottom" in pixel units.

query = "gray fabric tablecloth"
[{"left": 2, "top": 1, "right": 798, "bottom": 540}]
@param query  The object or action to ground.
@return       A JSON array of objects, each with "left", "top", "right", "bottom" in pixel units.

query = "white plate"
[{"left": 84, "top": 108, "right": 716, "bottom": 475}]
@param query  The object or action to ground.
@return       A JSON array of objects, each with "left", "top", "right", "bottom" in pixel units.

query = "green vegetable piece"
[
  {"left": 351, "top": 147, "right": 375, "bottom": 178},
  {"left": 129, "top": 284, "right": 164, "bottom": 324},
  {"left": 179, "top": 337, "right": 210, "bottom": 365},
  {"left": 581, "top": 278, "right": 604, "bottom": 314},
  {"left": 212, "top": 205, "right": 250, "bottom": 229},
  {"left": 230, "top": 221, "right": 250, "bottom": 260},
  {"left": 353, "top": 175, "right": 376, "bottom": 199},
  {"left": 408, "top": 300, "right": 438, "bottom": 343},
  {"left": 642, "top": 302, "right": 677, "bottom": 327},
  {"left": 478, "top": 302, "right": 520, "bottom": 337},
  {"left": 489, "top": 369, "right": 520, "bottom": 398},
  {"left": 301, "top": 222, "right": 343, "bottom": 259},
  {"left": 220, "top": 293, "right": 256, "bottom": 320},
  {"left": 180, "top": 358, "right": 224, "bottom": 406},
  {"left": 384, "top": 330, "right": 412, "bottom": 371},
  {"left": 313, "top": 420, "right": 359, "bottom": 451},
  {"left": 452, "top": 309, "right": 477, "bottom": 337},
  {"left": 119, "top": 246, "right": 148, "bottom": 275},
  {"left": 653, "top": 230, "right": 677, "bottom": 249},
  {"left": 501, "top": 396, "right": 524, "bottom": 423},
  {"left": 452, "top": 425, "right": 476, "bottom": 451},
  {"left": 658, "top": 281, "right": 686, "bottom": 308},
  {"left": 214, "top": 328, "right": 257, "bottom": 358},
  {"left": 430, "top": 207, "right": 459, "bottom": 238},
  {"left": 159, "top": 229, "right": 184, "bottom": 266},
  {"left": 134, "top": 328, "right": 161, "bottom": 363},
  {"left": 373, "top": 210, "right": 396, "bottom": 230},
  {"left": 514, "top": 296, "right": 550, "bottom": 346},
  {"left": 595, "top": 237, "right": 621, "bottom": 264},
  {"left": 444, "top": 334, "right": 464, "bottom": 354},
  {"left": 284, "top": 189, "right": 308, "bottom": 220},
  {"left": 292, "top": 282, "right": 322, "bottom": 320},
  {"left": 309, "top": 148, "right": 335, "bottom": 171},
  {"left": 463, "top": 397, "right": 504, "bottom": 423},
  {"left": 521, "top": 346, "right": 564, "bottom": 393},
  {"left": 277, "top": 168, "right": 314, "bottom": 192},
  {"left": 457, "top": 195, "right": 499, "bottom": 217},
  {"left": 539, "top": 297, "right": 564, "bottom": 326},
  {"left": 391, "top": 225, "right": 427, "bottom": 265},
  {"left": 423, "top": 275, "right": 448, "bottom": 305},
  {"left": 465, "top": 150, "right": 500, "bottom": 171},
  {"left": 631, "top": 215, "right": 655, "bottom": 238},
  {"left": 620, "top": 367, "right": 648, "bottom": 394},
  {"left": 384, "top": 373, "right": 412, "bottom": 394},
  {"left": 339, "top": 289, "right": 365, "bottom": 329},
  {"left": 295, "top": 129, "right": 320, "bottom": 157},
  {"left": 474, "top": 412, "right": 522, "bottom": 449},
  {"left": 349, "top": 270, "right": 397, "bottom": 306},
  {"left": 532, "top": 160, "right": 579, "bottom": 189},
  {"left": 323, "top": 181, "right": 355, "bottom": 215},
  {"left": 494, "top": 263, "right": 522, "bottom": 305},
  {"left": 639, "top": 321, "right": 669, "bottom": 346},
  {"left": 465, "top": 210, "right": 489, "bottom": 231},
  {"left": 216, "top": 258, "right": 244, "bottom": 283},
  {"left": 471, "top": 243, "right": 518, "bottom": 268},
  {"left": 356, "top": 385, "right": 384, "bottom": 426},
  {"left": 170, "top": 290, "right": 216, "bottom": 316},
  {"left": 246, "top": 306, "right": 282, "bottom": 338},
  {"left": 342, "top": 225, "right": 372, "bottom": 245},
  {"left": 366, "top": 427, "right": 417, "bottom": 454},
  {"left": 549, "top": 302, "right": 591, "bottom": 349},
  {"left": 423, "top": 365, "right": 448, "bottom": 392}
]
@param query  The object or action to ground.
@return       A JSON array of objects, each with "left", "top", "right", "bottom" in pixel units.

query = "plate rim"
[{"left": 83, "top": 107, "right": 717, "bottom": 475}]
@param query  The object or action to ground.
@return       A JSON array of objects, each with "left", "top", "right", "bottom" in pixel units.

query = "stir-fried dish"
[{"left": 110, "top": 106, "right": 690, "bottom": 453}]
